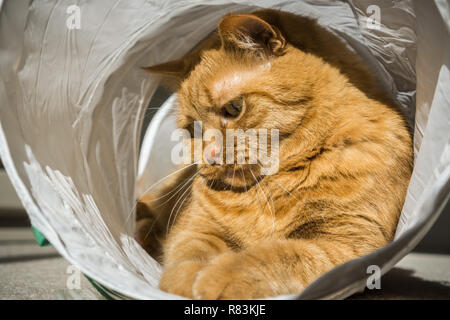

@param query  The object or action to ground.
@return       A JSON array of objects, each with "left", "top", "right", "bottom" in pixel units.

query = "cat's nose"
[{"left": 205, "top": 143, "right": 223, "bottom": 165}]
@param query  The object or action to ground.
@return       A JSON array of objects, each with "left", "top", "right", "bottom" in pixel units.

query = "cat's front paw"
[
  {"left": 192, "top": 252, "right": 277, "bottom": 300},
  {"left": 159, "top": 260, "right": 203, "bottom": 298}
]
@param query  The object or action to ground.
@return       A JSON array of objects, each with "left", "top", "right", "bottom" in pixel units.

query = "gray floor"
[
  {"left": 1, "top": 226, "right": 450, "bottom": 300},
  {"left": 0, "top": 228, "right": 103, "bottom": 300}
]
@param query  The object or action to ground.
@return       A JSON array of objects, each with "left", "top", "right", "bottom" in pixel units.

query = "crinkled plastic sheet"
[{"left": 0, "top": 0, "right": 448, "bottom": 299}]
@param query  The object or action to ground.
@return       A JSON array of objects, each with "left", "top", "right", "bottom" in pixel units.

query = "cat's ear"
[
  {"left": 218, "top": 14, "right": 286, "bottom": 56},
  {"left": 142, "top": 33, "right": 221, "bottom": 90},
  {"left": 141, "top": 59, "right": 187, "bottom": 90}
]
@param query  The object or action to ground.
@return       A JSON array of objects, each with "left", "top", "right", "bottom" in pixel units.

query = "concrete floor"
[
  {"left": 0, "top": 228, "right": 102, "bottom": 300},
  {"left": 1, "top": 227, "right": 450, "bottom": 300}
]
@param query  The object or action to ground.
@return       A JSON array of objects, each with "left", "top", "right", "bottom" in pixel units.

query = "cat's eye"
[{"left": 223, "top": 98, "right": 243, "bottom": 118}]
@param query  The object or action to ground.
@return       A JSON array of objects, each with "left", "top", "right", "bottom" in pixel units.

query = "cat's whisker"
[
  {"left": 256, "top": 163, "right": 320, "bottom": 227},
  {"left": 249, "top": 167, "right": 276, "bottom": 234},
  {"left": 247, "top": 170, "right": 267, "bottom": 220},
  {"left": 145, "top": 107, "right": 175, "bottom": 110},
  {"left": 145, "top": 175, "right": 189, "bottom": 204},
  {"left": 239, "top": 167, "right": 248, "bottom": 194},
  {"left": 257, "top": 163, "right": 297, "bottom": 198},
  {"left": 153, "top": 170, "right": 198, "bottom": 207},
  {"left": 141, "top": 107, "right": 176, "bottom": 120},
  {"left": 167, "top": 186, "right": 191, "bottom": 236},
  {"left": 165, "top": 171, "right": 199, "bottom": 236},
  {"left": 126, "top": 161, "right": 199, "bottom": 224},
  {"left": 229, "top": 164, "right": 236, "bottom": 191},
  {"left": 142, "top": 170, "right": 199, "bottom": 240},
  {"left": 138, "top": 162, "right": 198, "bottom": 200}
]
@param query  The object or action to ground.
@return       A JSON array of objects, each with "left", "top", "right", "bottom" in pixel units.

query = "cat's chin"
[{"left": 198, "top": 164, "right": 264, "bottom": 191}]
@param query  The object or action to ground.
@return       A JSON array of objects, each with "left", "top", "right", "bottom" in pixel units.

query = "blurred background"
[{"left": 1, "top": 88, "right": 449, "bottom": 299}]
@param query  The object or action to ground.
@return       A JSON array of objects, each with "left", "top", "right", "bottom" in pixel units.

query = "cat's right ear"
[{"left": 141, "top": 59, "right": 187, "bottom": 90}]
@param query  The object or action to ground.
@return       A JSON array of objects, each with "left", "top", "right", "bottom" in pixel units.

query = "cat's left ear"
[
  {"left": 142, "top": 33, "right": 221, "bottom": 90},
  {"left": 141, "top": 59, "right": 188, "bottom": 90},
  {"left": 218, "top": 13, "right": 286, "bottom": 56}
]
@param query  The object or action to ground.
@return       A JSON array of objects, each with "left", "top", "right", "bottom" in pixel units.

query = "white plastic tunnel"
[{"left": 0, "top": 0, "right": 449, "bottom": 299}]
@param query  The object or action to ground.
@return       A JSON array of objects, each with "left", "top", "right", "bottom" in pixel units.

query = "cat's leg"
[
  {"left": 159, "top": 222, "right": 231, "bottom": 298},
  {"left": 192, "top": 238, "right": 371, "bottom": 299}
]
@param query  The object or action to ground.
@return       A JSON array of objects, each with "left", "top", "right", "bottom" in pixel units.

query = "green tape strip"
[
  {"left": 85, "top": 276, "right": 114, "bottom": 300},
  {"left": 85, "top": 275, "right": 128, "bottom": 300},
  {"left": 31, "top": 226, "right": 51, "bottom": 246}
]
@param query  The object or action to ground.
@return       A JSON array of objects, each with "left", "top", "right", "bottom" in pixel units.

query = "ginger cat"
[{"left": 137, "top": 9, "right": 413, "bottom": 299}]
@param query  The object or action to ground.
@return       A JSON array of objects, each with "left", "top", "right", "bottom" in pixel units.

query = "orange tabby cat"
[{"left": 137, "top": 9, "right": 413, "bottom": 299}]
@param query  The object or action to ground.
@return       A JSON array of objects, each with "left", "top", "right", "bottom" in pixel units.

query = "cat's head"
[{"left": 144, "top": 13, "right": 316, "bottom": 189}]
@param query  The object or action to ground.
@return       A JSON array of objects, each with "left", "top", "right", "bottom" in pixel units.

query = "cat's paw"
[
  {"left": 159, "top": 260, "right": 203, "bottom": 298},
  {"left": 192, "top": 252, "right": 276, "bottom": 300}
]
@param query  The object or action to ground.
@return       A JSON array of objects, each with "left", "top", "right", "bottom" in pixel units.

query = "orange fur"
[{"left": 137, "top": 9, "right": 413, "bottom": 299}]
